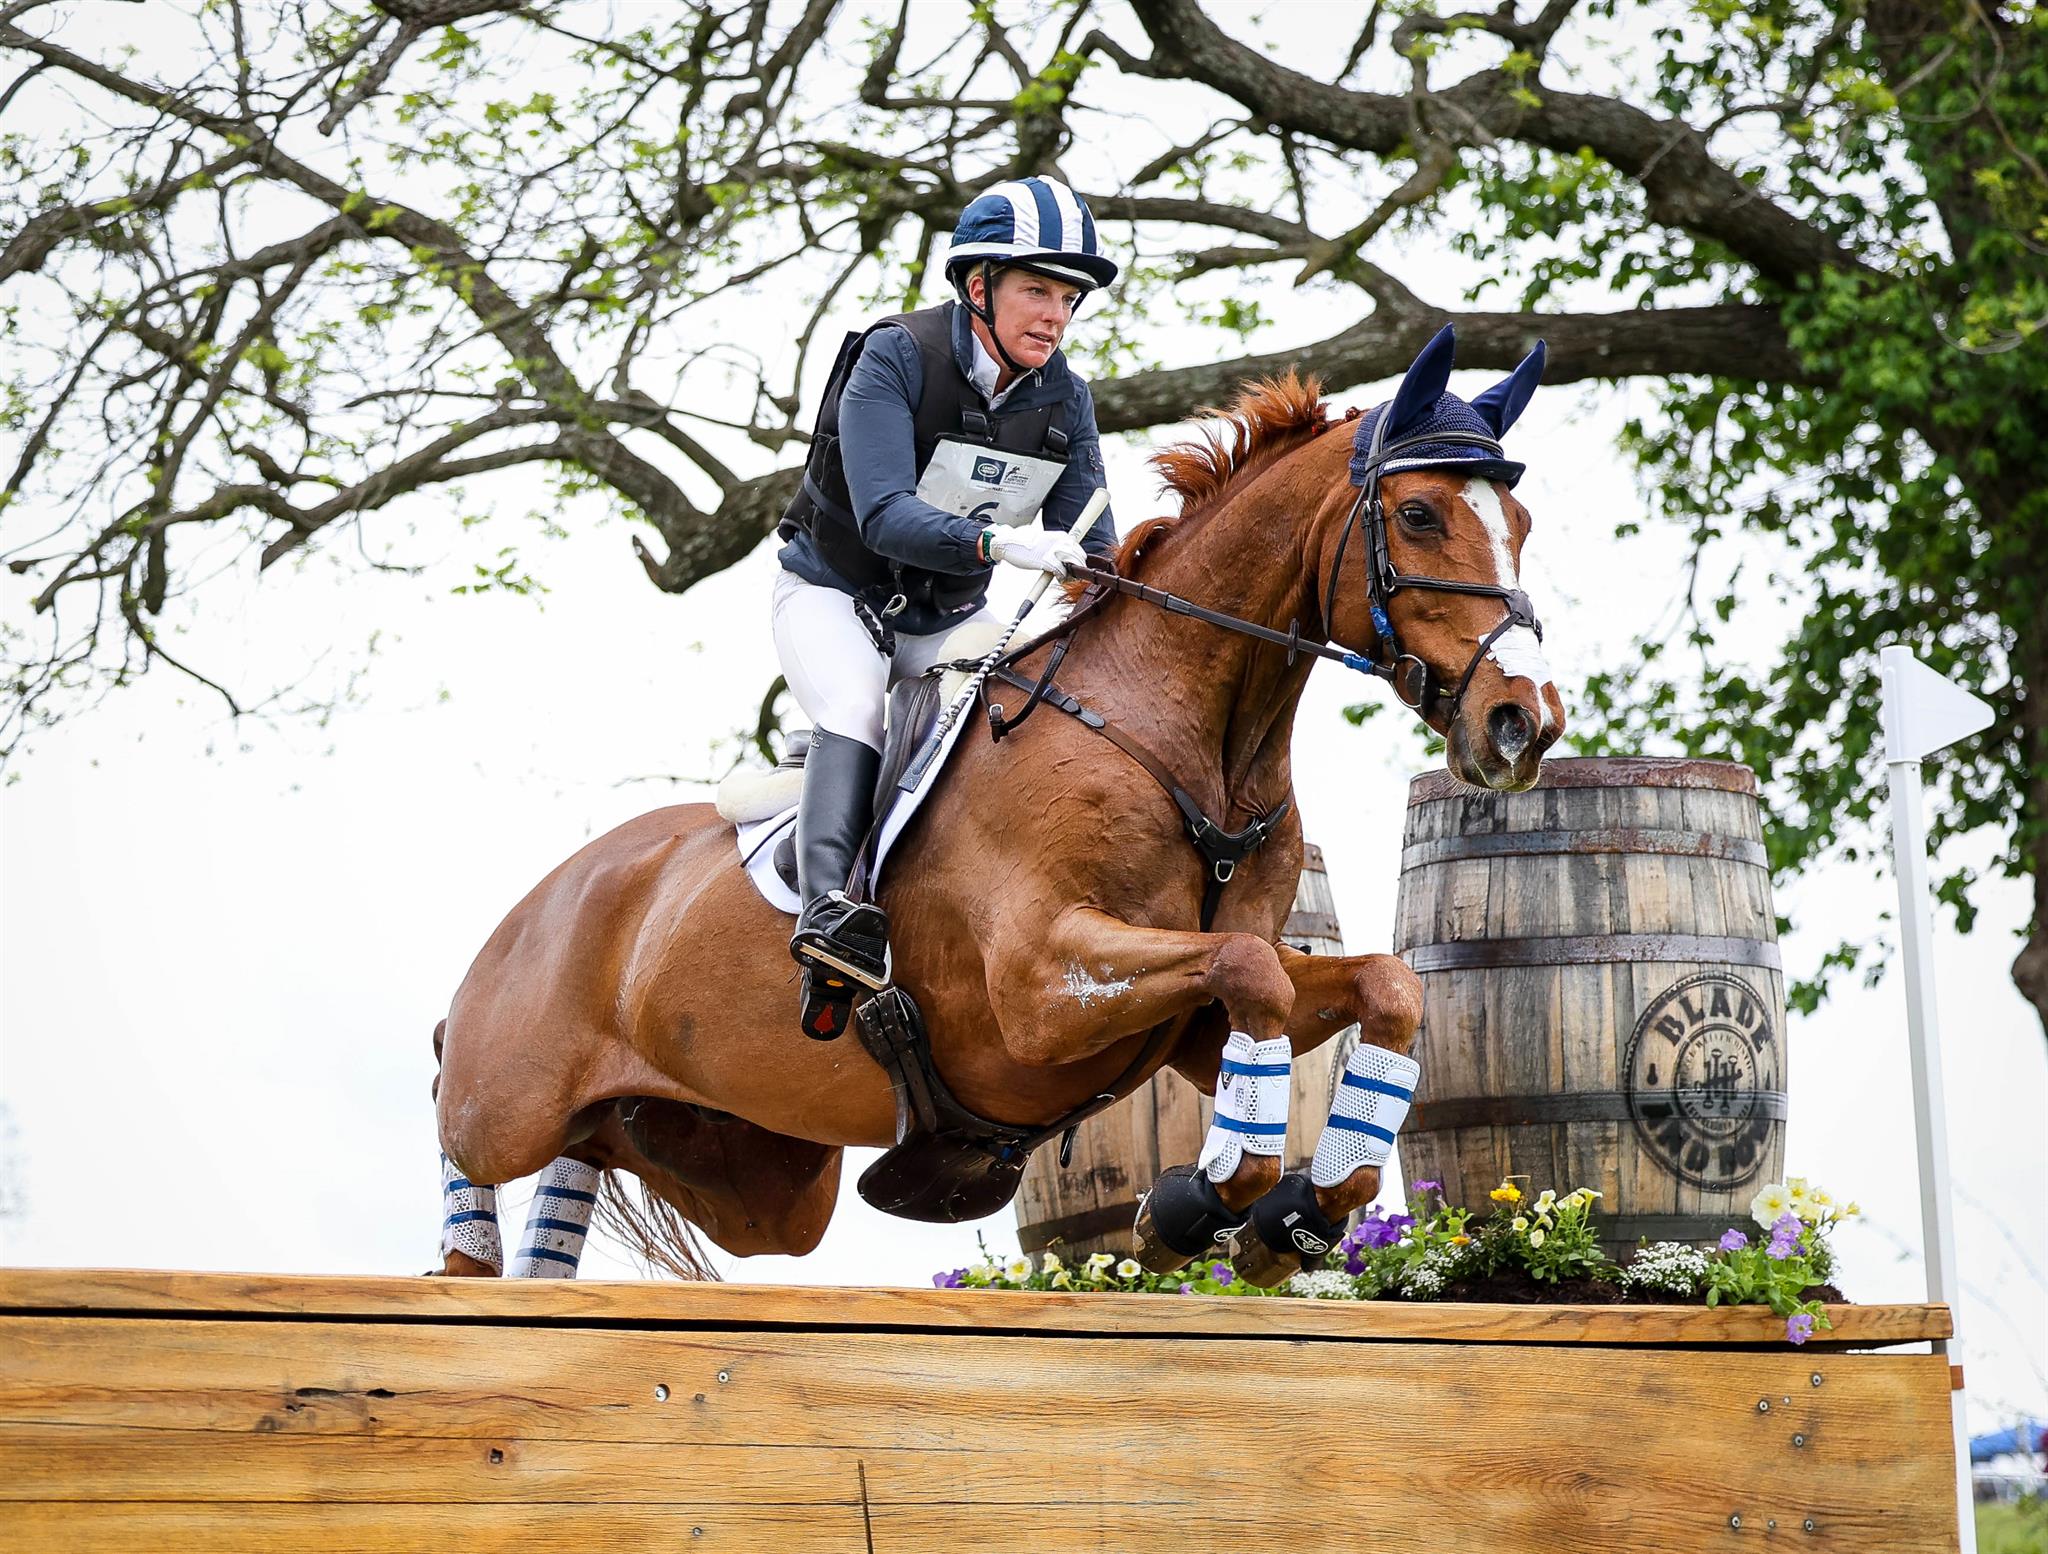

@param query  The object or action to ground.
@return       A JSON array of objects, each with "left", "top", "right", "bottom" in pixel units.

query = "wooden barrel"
[
  {"left": 1394, "top": 757, "right": 1787, "bottom": 1251},
  {"left": 1013, "top": 844, "right": 1358, "bottom": 1259}
]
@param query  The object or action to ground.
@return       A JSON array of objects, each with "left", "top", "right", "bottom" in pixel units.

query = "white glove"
[{"left": 986, "top": 526, "right": 1088, "bottom": 577}]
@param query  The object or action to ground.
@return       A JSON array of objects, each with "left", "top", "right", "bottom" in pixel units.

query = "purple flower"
[
  {"left": 1785, "top": 1312, "right": 1816, "bottom": 1346},
  {"left": 1412, "top": 1180, "right": 1442, "bottom": 1196},
  {"left": 931, "top": 1268, "right": 966, "bottom": 1289},
  {"left": 1766, "top": 1219, "right": 1802, "bottom": 1260},
  {"left": 1344, "top": 1254, "right": 1367, "bottom": 1275},
  {"left": 1178, "top": 1282, "right": 1194, "bottom": 1295},
  {"left": 1211, "top": 1262, "right": 1235, "bottom": 1286},
  {"left": 1719, "top": 1229, "right": 1750, "bottom": 1252}
]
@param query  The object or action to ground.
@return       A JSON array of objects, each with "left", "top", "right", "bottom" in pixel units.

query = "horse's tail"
[{"left": 594, "top": 1169, "right": 723, "bottom": 1282}]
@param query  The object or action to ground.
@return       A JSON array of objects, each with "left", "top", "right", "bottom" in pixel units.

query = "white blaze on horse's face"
[{"left": 1459, "top": 477, "right": 1556, "bottom": 730}]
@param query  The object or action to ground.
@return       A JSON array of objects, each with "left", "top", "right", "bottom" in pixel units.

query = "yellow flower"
[
  {"left": 1450, "top": 1234, "right": 1471, "bottom": 1246},
  {"left": 1811, "top": 1189, "right": 1834, "bottom": 1208},
  {"left": 1528, "top": 1229, "right": 1546, "bottom": 1249},
  {"left": 1844, "top": 1201, "right": 1861, "bottom": 1217},
  {"left": 1489, "top": 1183, "right": 1523, "bottom": 1204},
  {"left": 1511, "top": 1216, "right": 1529, "bottom": 1232},
  {"left": 1004, "top": 1257, "right": 1033, "bottom": 1282},
  {"left": 1115, "top": 1258, "right": 1144, "bottom": 1280},
  {"left": 1040, "top": 1251, "right": 1064, "bottom": 1274}
]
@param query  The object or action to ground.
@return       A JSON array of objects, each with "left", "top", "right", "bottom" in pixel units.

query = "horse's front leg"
[
  {"left": 1225, "top": 944, "right": 1424, "bottom": 1287},
  {"left": 987, "top": 906, "right": 1297, "bottom": 1239}
]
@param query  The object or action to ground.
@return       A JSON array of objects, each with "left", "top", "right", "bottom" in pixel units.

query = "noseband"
[{"left": 1324, "top": 426, "right": 1544, "bottom": 722}]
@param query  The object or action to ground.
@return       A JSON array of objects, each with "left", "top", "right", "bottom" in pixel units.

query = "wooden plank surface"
[
  {"left": 0, "top": 1313, "right": 1959, "bottom": 1553},
  {"left": 0, "top": 1267, "right": 1951, "bottom": 1346}
]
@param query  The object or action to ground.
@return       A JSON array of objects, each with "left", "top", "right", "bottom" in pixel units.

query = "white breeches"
[{"left": 771, "top": 569, "right": 996, "bottom": 751}]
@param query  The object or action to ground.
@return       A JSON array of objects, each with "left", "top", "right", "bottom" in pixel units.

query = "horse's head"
[{"left": 1324, "top": 325, "right": 1565, "bottom": 791}]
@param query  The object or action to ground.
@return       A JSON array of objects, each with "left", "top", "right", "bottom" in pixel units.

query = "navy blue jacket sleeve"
[
  {"left": 838, "top": 326, "right": 987, "bottom": 575},
  {"left": 1041, "top": 378, "right": 1116, "bottom": 560}
]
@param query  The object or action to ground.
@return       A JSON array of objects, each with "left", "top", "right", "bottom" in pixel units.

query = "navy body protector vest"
[{"left": 777, "top": 304, "right": 1071, "bottom": 617}]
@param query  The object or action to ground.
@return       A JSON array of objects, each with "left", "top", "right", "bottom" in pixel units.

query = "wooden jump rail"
[{"left": 1, "top": 1269, "right": 1959, "bottom": 1552}]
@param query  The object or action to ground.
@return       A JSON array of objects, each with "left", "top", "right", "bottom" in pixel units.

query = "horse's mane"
[{"left": 1106, "top": 370, "right": 1334, "bottom": 578}]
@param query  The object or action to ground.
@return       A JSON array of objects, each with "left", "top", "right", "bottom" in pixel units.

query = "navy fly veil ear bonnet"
[
  {"left": 1324, "top": 322, "right": 1549, "bottom": 718},
  {"left": 1349, "top": 324, "right": 1547, "bottom": 488}
]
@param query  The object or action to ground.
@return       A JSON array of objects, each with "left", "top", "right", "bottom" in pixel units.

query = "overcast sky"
[{"left": 1, "top": 0, "right": 2041, "bottom": 1432}]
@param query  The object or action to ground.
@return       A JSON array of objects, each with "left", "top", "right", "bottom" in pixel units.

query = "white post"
[{"left": 1878, "top": 644, "right": 1992, "bottom": 1554}]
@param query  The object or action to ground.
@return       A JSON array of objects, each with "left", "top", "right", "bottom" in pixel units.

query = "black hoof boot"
[
  {"left": 1131, "top": 1164, "right": 1249, "bottom": 1273},
  {"left": 1236, "top": 1171, "right": 1347, "bottom": 1287},
  {"left": 797, "top": 966, "right": 856, "bottom": 1042}
]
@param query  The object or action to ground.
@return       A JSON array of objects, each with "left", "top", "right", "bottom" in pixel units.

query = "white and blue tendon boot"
[
  {"left": 439, "top": 1154, "right": 503, "bottom": 1276},
  {"left": 1246, "top": 1042, "right": 1421, "bottom": 1282},
  {"left": 508, "top": 1157, "right": 601, "bottom": 1279},
  {"left": 1131, "top": 1032, "right": 1292, "bottom": 1272}
]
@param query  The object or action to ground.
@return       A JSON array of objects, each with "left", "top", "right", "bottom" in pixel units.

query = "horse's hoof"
[
  {"left": 429, "top": 1251, "right": 502, "bottom": 1278},
  {"left": 1228, "top": 1234, "right": 1299, "bottom": 1289},
  {"left": 1132, "top": 1164, "right": 1247, "bottom": 1274}
]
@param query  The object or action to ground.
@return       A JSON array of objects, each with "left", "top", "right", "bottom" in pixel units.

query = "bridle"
[
  {"left": 1324, "top": 421, "right": 1545, "bottom": 723},
  {"left": 1046, "top": 421, "right": 1545, "bottom": 729}
]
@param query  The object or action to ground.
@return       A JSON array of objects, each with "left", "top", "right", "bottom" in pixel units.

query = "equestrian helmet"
[{"left": 943, "top": 176, "right": 1118, "bottom": 294}]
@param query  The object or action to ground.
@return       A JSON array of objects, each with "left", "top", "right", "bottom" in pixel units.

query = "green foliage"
[{"left": 1464, "top": 3, "right": 2048, "bottom": 1015}]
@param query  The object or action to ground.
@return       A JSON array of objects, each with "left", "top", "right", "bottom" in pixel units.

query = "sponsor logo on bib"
[{"left": 970, "top": 455, "right": 1006, "bottom": 485}]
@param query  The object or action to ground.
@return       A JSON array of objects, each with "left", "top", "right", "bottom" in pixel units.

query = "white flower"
[
  {"left": 1512, "top": 1216, "right": 1529, "bottom": 1232},
  {"left": 1750, "top": 1182, "right": 1792, "bottom": 1229},
  {"left": 1085, "top": 1252, "right": 1115, "bottom": 1272},
  {"left": 1619, "top": 1242, "right": 1709, "bottom": 1297},
  {"left": 1287, "top": 1269, "right": 1359, "bottom": 1300},
  {"left": 1004, "top": 1257, "right": 1033, "bottom": 1282},
  {"left": 1536, "top": 1189, "right": 1557, "bottom": 1208},
  {"left": 1115, "top": 1258, "right": 1143, "bottom": 1280},
  {"left": 1050, "top": 1269, "right": 1074, "bottom": 1289},
  {"left": 1528, "top": 1228, "right": 1546, "bottom": 1249},
  {"left": 1786, "top": 1180, "right": 1814, "bottom": 1218},
  {"left": 1810, "top": 1189, "right": 1834, "bottom": 1208},
  {"left": 1040, "top": 1250, "right": 1064, "bottom": 1274}
]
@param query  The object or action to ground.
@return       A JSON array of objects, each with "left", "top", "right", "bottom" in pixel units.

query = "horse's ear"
[
  {"left": 1384, "top": 323, "right": 1457, "bottom": 438},
  {"left": 1470, "top": 340, "right": 1547, "bottom": 437}
]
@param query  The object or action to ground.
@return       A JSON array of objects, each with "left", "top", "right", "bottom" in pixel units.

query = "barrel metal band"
[
  {"left": 1403, "top": 934, "right": 1782, "bottom": 972},
  {"left": 1401, "top": 829, "right": 1769, "bottom": 870},
  {"left": 1411, "top": 1090, "right": 1789, "bottom": 1131}
]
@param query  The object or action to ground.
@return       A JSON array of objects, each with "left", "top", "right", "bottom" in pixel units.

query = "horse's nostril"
[{"left": 1488, "top": 703, "right": 1535, "bottom": 760}]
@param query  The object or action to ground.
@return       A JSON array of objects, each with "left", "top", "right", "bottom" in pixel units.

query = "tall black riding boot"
[{"left": 788, "top": 729, "right": 891, "bottom": 1040}]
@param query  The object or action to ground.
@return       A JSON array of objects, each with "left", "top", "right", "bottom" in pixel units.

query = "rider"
[{"left": 773, "top": 175, "right": 1120, "bottom": 1039}]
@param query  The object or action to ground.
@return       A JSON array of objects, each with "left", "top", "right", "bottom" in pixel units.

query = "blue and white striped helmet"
[{"left": 944, "top": 176, "right": 1118, "bottom": 292}]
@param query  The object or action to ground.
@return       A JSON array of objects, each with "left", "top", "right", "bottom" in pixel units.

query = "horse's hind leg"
[{"left": 437, "top": 1150, "right": 504, "bottom": 1277}]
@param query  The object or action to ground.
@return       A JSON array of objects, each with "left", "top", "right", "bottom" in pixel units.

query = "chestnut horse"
[{"left": 434, "top": 330, "right": 1565, "bottom": 1282}]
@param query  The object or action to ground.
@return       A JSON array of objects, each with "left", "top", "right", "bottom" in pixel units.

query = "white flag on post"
[
  {"left": 1880, "top": 645, "right": 1994, "bottom": 765},
  {"left": 1876, "top": 642, "right": 1992, "bottom": 1554}
]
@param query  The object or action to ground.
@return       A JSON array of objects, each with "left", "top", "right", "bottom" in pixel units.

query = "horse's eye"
[{"left": 1397, "top": 503, "right": 1441, "bottom": 533}]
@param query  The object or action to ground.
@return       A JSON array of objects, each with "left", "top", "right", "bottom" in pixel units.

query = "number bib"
[{"left": 914, "top": 435, "right": 1066, "bottom": 528}]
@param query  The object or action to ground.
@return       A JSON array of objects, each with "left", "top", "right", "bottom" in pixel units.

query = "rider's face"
[{"left": 971, "top": 269, "right": 1083, "bottom": 370}]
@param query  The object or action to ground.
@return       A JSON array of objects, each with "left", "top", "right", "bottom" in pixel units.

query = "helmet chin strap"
[{"left": 964, "top": 265, "right": 1034, "bottom": 381}]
